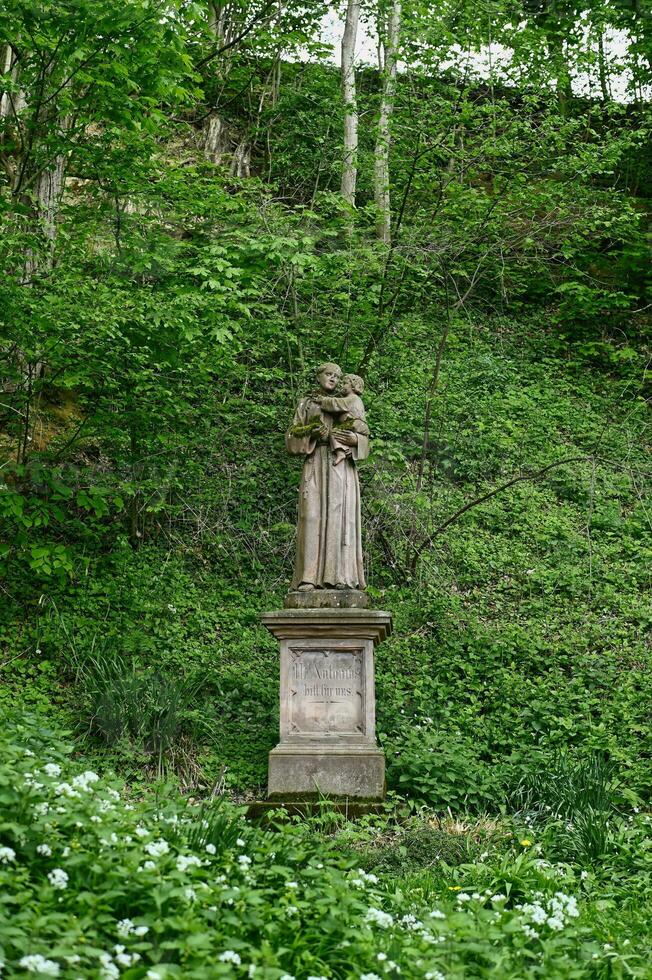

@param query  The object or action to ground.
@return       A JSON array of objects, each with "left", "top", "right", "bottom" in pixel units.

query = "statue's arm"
[
  {"left": 285, "top": 399, "right": 317, "bottom": 456},
  {"left": 352, "top": 432, "right": 370, "bottom": 461},
  {"left": 319, "top": 393, "right": 350, "bottom": 413}
]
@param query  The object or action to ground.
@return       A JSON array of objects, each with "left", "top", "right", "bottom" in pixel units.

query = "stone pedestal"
[{"left": 262, "top": 607, "right": 391, "bottom": 800}]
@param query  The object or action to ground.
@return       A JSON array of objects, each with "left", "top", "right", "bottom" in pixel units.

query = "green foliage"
[
  {"left": 73, "top": 651, "right": 210, "bottom": 779},
  {"left": 1, "top": 2, "right": 651, "bottom": 970},
  {"left": 384, "top": 726, "right": 502, "bottom": 811},
  {"left": 3, "top": 712, "right": 652, "bottom": 978}
]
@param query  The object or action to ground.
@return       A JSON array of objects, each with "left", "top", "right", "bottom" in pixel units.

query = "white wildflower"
[
  {"left": 377, "top": 953, "right": 387, "bottom": 962},
  {"left": 219, "top": 951, "right": 241, "bottom": 965},
  {"left": 37, "top": 844, "right": 52, "bottom": 857},
  {"left": 206, "top": 843, "right": 217, "bottom": 855},
  {"left": 236, "top": 838, "right": 245, "bottom": 847},
  {"left": 54, "top": 782, "right": 80, "bottom": 799},
  {"left": 99, "top": 952, "right": 119, "bottom": 979},
  {"left": 134, "top": 925, "right": 149, "bottom": 937},
  {"left": 43, "top": 763, "right": 62, "bottom": 777},
  {"left": 352, "top": 868, "right": 379, "bottom": 885},
  {"left": 429, "top": 909, "right": 445, "bottom": 919},
  {"left": 547, "top": 916, "right": 564, "bottom": 930},
  {"left": 47, "top": 868, "right": 68, "bottom": 889},
  {"left": 146, "top": 972, "right": 163, "bottom": 979},
  {"left": 33, "top": 802, "right": 50, "bottom": 816},
  {"left": 115, "top": 952, "right": 140, "bottom": 968},
  {"left": 361, "top": 974, "right": 382, "bottom": 980},
  {"left": 116, "top": 919, "right": 135, "bottom": 937},
  {"left": 365, "top": 907, "right": 394, "bottom": 928},
  {"left": 0, "top": 847, "right": 16, "bottom": 863},
  {"left": 19, "top": 955, "right": 60, "bottom": 976},
  {"left": 72, "top": 771, "right": 100, "bottom": 791},
  {"left": 176, "top": 854, "right": 202, "bottom": 872},
  {"left": 185, "top": 887, "right": 197, "bottom": 901},
  {"left": 135, "top": 826, "right": 150, "bottom": 838},
  {"left": 400, "top": 914, "right": 423, "bottom": 930},
  {"left": 523, "top": 924, "right": 539, "bottom": 939},
  {"left": 238, "top": 855, "right": 252, "bottom": 867},
  {"left": 425, "top": 973, "right": 445, "bottom": 980},
  {"left": 145, "top": 839, "right": 169, "bottom": 858}
]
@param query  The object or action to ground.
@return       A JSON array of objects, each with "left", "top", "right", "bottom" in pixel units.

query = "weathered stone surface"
[
  {"left": 261, "top": 608, "right": 392, "bottom": 643},
  {"left": 286, "top": 363, "right": 369, "bottom": 592},
  {"left": 262, "top": 607, "right": 391, "bottom": 801},
  {"left": 268, "top": 745, "right": 385, "bottom": 800},
  {"left": 284, "top": 588, "right": 370, "bottom": 609}
]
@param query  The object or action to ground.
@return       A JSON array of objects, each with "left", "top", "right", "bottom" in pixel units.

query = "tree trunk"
[
  {"left": 374, "top": 0, "right": 401, "bottom": 244},
  {"left": 203, "top": 112, "right": 231, "bottom": 164},
  {"left": 23, "top": 146, "right": 67, "bottom": 279},
  {"left": 597, "top": 30, "right": 610, "bottom": 101},
  {"left": 340, "top": 0, "right": 360, "bottom": 206},
  {"left": 202, "top": 3, "right": 232, "bottom": 165},
  {"left": 546, "top": 31, "right": 573, "bottom": 113}
]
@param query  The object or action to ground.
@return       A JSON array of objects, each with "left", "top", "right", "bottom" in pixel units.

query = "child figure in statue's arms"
[{"left": 316, "top": 373, "right": 366, "bottom": 466}]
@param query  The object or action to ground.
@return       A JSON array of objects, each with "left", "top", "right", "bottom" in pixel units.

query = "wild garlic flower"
[
  {"left": 72, "top": 771, "right": 100, "bottom": 791},
  {"left": 144, "top": 839, "right": 169, "bottom": 858},
  {"left": 47, "top": 868, "right": 68, "bottom": 889},
  {"left": 36, "top": 844, "right": 52, "bottom": 857},
  {"left": 19, "top": 956, "right": 60, "bottom": 976},
  {"left": 176, "top": 854, "right": 202, "bottom": 872},
  {"left": 219, "top": 951, "right": 241, "bottom": 965},
  {"left": 0, "top": 847, "right": 16, "bottom": 864},
  {"left": 43, "top": 763, "right": 62, "bottom": 777},
  {"left": 365, "top": 907, "right": 394, "bottom": 928}
]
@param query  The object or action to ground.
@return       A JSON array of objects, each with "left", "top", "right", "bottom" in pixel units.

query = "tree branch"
[
  {"left": 195, "top": 2, "right": 277, "bottom": 70},
  {"left": 411, "top": 455, "right": 590, "bottom": 566}
]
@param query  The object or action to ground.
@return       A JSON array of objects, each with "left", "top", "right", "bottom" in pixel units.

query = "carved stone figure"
[{"left": 286, "top": 363, "right": 370, "bottom": 591}]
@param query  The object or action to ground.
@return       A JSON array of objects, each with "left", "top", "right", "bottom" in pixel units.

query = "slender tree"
[
  {"left": 373, "top": 0, "right": 401, "bottom": 243},
  {"left": 341, "top": 0, "right": 360, "bottom": 206}
]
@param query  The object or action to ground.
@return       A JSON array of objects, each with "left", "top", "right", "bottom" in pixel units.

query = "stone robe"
[{"left": 286, "top": 396, "right": 369, "bottom": 589}]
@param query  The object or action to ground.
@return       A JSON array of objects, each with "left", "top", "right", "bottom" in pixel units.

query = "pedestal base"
[
  {"left": 262, "top": 607, "right": 391, "bottom": 803},
  {"left": 268, "top": 744, "right": 385, "bottom": 800},
  {"left": 284, "top": 589, "right": 370, "bottom": 609}
]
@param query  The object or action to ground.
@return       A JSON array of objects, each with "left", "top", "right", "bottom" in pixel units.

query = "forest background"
[
  {"left": 1, "top": 1, "right": 652, "bottom": 976},
  {"left": 1, "top": 0, "right": 651, "bottom": 798}
]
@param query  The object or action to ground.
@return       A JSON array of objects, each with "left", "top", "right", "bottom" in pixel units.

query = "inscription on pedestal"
[{"left": 288, "top": 648, "right": 364, "bottom": 736}]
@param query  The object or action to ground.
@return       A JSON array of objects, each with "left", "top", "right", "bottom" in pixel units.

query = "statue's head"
[
  {"left": 315, "top": 362, "right": 341, "bottom": 392},
  {"left": 343, "top": 373, "right": 364, "bottom": 395}
]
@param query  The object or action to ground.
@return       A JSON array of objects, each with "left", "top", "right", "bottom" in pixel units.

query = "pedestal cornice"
[{"left": 261, "top": 608, "right": 392, "bottom": 645}]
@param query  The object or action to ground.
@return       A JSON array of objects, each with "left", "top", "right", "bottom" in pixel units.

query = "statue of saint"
[{"left": 286, "top": 362, "right": 370, "bottom": 591}]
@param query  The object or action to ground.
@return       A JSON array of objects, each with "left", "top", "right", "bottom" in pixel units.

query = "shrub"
[{"left": 384, "top": 725, "right": 502, "bottom": 812}]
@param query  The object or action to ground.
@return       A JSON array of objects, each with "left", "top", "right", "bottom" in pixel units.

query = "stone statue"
[{"left": 286, "top": 362, "right": 370, "bottom": 592}]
